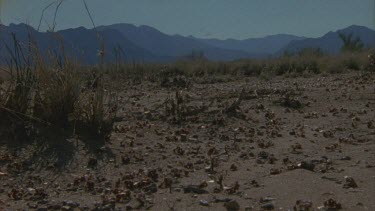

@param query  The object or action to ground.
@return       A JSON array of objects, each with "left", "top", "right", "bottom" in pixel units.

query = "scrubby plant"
[
  {"left": 164, "top": 90, "right": 188, "bottom": 124},
  {"left": 365, "top": 51, "right": 375, "bottom": 72},
  {"left": 159, "top": 66, "right": 191, "bottom": 88},
  {"left": 0, "top": 33, "right": 39, "bottom": 142},
  {"left": 33, "top": 63, "right": 81, "bottom": 126},
  {"left": 1, "top": 33, "right": 35, "bottom": 117},
  {"left": 339, "top": 33, "right": 364, "bottom": 53},
  {"left": 298, "top": 47, "right": 325, "bottom": 57},
  {"left": 0, "top": 32, "right": 118, "bottom": 144},
  {"left": 342, "top": 57, "right": 360, "bottom": 70},
  {"left": 242, "top": 62, "right": 264, "bottom": 76},
  {"left": 75, "top": 74, "right": 118, "bottom": 139}
]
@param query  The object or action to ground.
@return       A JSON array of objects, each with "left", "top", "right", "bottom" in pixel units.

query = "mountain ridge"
[
  {"left": 278, "top": 25, "right": 375, "bottom": 55},
  {"left": 97, "top": 23, "right": 253, "bottom": 61},
  {"left": 1, "top": 23, "right": 374, "bottom": 64}
]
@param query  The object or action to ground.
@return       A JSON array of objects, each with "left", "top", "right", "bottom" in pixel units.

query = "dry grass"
[
  {"left": 103, "top": 49, "right": 373, "bottom": 85},
  {"left": 0, "top": 34, "right": 117, "bottom": 144}
]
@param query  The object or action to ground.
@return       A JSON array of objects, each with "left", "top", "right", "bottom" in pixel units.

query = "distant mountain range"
[
  {"left": 97, "top": 24, "right": 252, "bottom": 61},
  {"left": 0, "top": 23, "right": 374, "bottom": 64},
  {"left": 0, "top": 23, "right": 162, "bottom": 64},
  {"left": 277, "top": 25, "right": 375, "bottom": 55},
  {"left": 193, "top": 34, "right": 306, "bottom": 56}
]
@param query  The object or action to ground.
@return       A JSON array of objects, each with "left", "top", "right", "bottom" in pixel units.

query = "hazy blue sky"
[{"left": 0, "top": 0, "right": 374, "bottom": 39}]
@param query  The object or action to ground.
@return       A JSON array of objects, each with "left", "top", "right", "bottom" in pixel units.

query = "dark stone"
[
  {"left": 298, "top": 161, "right": 315, "bottom": 171},
  {"left": 183, "top": 185, "right": 209, "bottom": 194}
]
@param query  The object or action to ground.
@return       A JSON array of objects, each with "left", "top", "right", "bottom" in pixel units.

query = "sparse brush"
[
  {"left": 165, "top": 90, "right": 188, "bottom": 123},
  {"left": 76, "top": 75, "right": 118, "bottom": 139},
  {"left": 0, "top": 30, "right": 118, "bottom": 143},
  {"left": 366, "top": 51, "right": 375, "bottom": 72},
  {"left": 1, "top": 33, "right": 35, "bottom": 116},
  {"left": 33, "top": 64, "right": 81, "bottom": 126},
  {"left": 100, "top": 49, "right": 370, "bottom": 85},
  {"left": 342, "top": 56, "right": 361, "bottom": 70},
  {"left": 0, "top": 33, "right": 39, "bottom": 141}
]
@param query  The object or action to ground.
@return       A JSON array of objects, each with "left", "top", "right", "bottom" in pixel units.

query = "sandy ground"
[{"left": 0, "top": 72, "right": 374, "bottom": 210}]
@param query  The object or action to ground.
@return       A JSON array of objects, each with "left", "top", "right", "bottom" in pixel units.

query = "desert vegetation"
[
  {"left": 0, "top": 21, "right": 374, "bottom": 210},
  {"left": 0, "top": 33, "right": 118, "bottom": 144},
  {"left": 1, "top": 38, "right": 372, "bottom": 146}
]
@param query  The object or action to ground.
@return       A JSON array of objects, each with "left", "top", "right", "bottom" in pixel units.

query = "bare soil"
[{"left": 1, "top": 72, "right": 374, "bottom": 211}]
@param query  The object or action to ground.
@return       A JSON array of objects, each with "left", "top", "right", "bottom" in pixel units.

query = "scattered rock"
[
  {"left": 63, "top": 200, "right": 80, "bottom": 208},
  {"left": 213, "top": 197, "right": 232, "bottom": 203},
  {"left": 261, "top": 202, "right": 275, "bottom": 210},
  {"left": 297, "top": 161, "right": 315, "bottom": 171},
  {"left": 27, "top": 203, "right": 38, "bottom": 209},
  {"left": 230, "top": 164, "right": 238, "bottom": 171},
  {"left": 321, "top": 198, "right": 342, "bottom": 210},
  {"left": 143, "top": 183, "right": 158, "bottom": 193},
  {"left": 270, "top": 168, "right": 281, "bottom": 175},
  {"left": 339, "top": 156, "right": 351, "bottom": 161},
  {"left": 260, "top": 197, "right": 276, "bottom": 203},
  {"left": 61, "top": 205, "right": 72, "bottom": 211},
  {"left": 1, "top": 72, "right": 374, "bottom": 210},
  {"left": 224, "top": 181, "right": 240, "bottom": 194},
  {"left": 293, "top": 200, "right": 313, "bottom": 211},
  {"left": 183, "top": 185, "right": 208, "bottom": 194},
  {"left": 343, "top": 176, "right": 358, "bottom": 189},
  {"left": 250, "top": 180, "right": 260, "bottom": 188},
  {"left": 199, "top": 200, "right": 209, "bottom": 206},
  {"left": 278, "top": 96, "right": 303, "bottom": 109},
  {"left": 224, "top": 199, "right": 240, "bottom": 211},
  {"left": 322, "top": 130, "right": 334, "bottom": 138}
]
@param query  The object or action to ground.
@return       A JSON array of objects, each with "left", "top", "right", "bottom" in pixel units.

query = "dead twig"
[
  {"left": 0, "top": 105, "right": 51, "bottom": 125},
  {"left": 37, "top": 1, "right": 56, "bottom": 31},
  {"left": 52, "top": 0, "right": 64, "bottom": 32},
  {"left": 225, "top": 88, "right": 245, "bottom": 113}
]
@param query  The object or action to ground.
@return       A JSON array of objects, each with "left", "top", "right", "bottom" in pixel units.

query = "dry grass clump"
[
  {"left": 0, "top": 34, "right": 39, "bottom": 141},
  {"left": 0, "top": 34, "right": 117, "bottom": 144},
  {"left": 365, "top": 50, "right": 375, "bottom": 72},
  {"left": 33, "top": 63, "right": 81, "bottom": 126},
  {"left": 75, "top": 80, "right": 118, "bottom": 139}
]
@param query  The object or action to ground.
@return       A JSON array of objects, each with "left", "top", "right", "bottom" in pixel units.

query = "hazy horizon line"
[{"left": 2, "top": 21, "right": 374, "bottom": 41}]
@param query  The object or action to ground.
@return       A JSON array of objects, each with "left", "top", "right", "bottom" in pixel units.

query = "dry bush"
[
  {"left": 164, "top": 90, "right": 188, "bottom": 123},
  {"left": 1, "top": 34, "right": 35, "bottom": 115},
  {"left": 75, "top": 78, "right": 118, "bottom": 139},
  {"left": 0, "top": 34, "right": 37, "bottom": 141},
  {"left": 0, "top": 33, "right": 117, "bottom": 144},
  {"left": 366, "top": 50, "right": 375, "bottom": 72},
  {"left": 33, "top": 63, "right": 81, "bottom": 126}
]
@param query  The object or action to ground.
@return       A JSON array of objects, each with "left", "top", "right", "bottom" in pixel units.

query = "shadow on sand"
[{"left": 0, "top": 122, "right": 115, "bottom": 173}]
